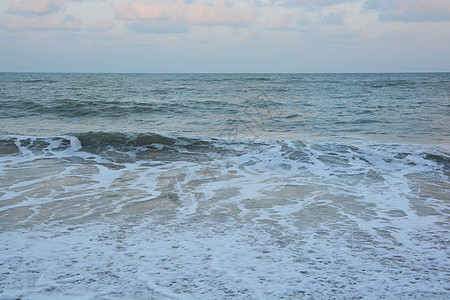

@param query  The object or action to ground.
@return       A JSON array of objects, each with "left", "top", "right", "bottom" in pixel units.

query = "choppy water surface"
[{"left": 0, "top": 73, "right": 449, "bottom": 299}]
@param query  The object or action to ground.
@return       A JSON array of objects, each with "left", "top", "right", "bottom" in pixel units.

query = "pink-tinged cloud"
[
  {"left": 266, "top": 12, "right": 299, "bottom": 30},
  {"left": 364, "top": 0, "right": 450, "bottom": 22},
  {"left": 7, "top": 0, "right": 65, "bottom": 15},
  {"left": 184, "top": 2, "right": 258, "bottom": 26},
  {"left": 115, "top": 0, "right": 259, "bottom": 27},
  {"left": 4, "top": 14, "right": 81, "bottom": 31},
  {"left": 115, "top": 0, "right": 183, "bottom": 21}
]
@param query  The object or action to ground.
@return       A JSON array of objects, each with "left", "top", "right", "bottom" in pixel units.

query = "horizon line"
[{"left": 1, "top": 71, "right": 449, "bottom": 74}]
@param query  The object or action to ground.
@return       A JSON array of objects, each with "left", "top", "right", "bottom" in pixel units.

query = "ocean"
[{"left": 0, "top": 73, "right": 449, "bottom": 299}]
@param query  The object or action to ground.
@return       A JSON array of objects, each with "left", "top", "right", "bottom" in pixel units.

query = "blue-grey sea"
[{"left": 0, "top": 73, "right": 449, "bottom": 299}]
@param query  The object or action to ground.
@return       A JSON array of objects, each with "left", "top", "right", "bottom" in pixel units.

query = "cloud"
[
  {"left": 7, "top": 0, "right": 65, "bottom": 15},
  {"left": 114, "top": 0, "right": 259, "bottom": 27},
  {"left": 126, "top": 20, "right": 189, "bottom": 34},
  {"left": 328, "top": 27, "right": 363, "bottom": 42},
  {"left": 185, "top": 1, "right": 258, "bottom": 26},
  {"left": 376, "top": 22, "right": 450, "bottom": 46},
  {"left": 114, "top": 0, "right": 182, "bottom": 21},
  {"left": 363, "top": 0, "right": 450, "bottom": 22},
  {"left": 279, "top": 0, "right": 357, "bottom": 7},
  {"left": 3, "top": 14, "right": 81, "bottom": 31},
  {"left": 88, "top": 20, "right": 115, "bottom": 32},
  {"left": 266, "top": 12, "right": 299, "bottom": 30},
  {"left": 319, "top": 11, "right": 346, "bottom": 24}
]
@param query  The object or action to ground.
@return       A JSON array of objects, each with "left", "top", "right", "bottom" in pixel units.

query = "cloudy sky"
[{"left": 0, "top": 0, "right": 449, "bottom": 72}]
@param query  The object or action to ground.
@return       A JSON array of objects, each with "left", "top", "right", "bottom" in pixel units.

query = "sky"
[{"left": 0, "top": 0, "right": 449, "bottom": 73}]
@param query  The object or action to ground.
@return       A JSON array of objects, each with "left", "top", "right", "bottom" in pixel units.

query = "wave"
[
  {"left": 369, "top": 81, "right": 412, "bottom": 88},
  {"left": 21, "top": 79, "right": 59, "bottom": 84},
  {"left": 1, "top": 133, "right": 448, "bottom": 173},
  {"left": 0, "top": 135, "right": 81, "bottom": 155},
  {"left": 0, "top": 99, "right": 192, "bottom": 118},
  {"left": 0, "top": 132, "right": 249, "bottom": 165}
]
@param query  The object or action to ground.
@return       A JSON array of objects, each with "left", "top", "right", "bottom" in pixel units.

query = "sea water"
[{"left": 0, "top": 73, "right": 449, "bottom": 299}]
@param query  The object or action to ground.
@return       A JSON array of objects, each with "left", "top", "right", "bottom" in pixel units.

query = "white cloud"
[
  {"left": 7, "top": 0, "right": 65, "bottom": 15},
  {"left": 126, "top": 20, "right": 189, "bottom": 34},
  {"left": 363, "top": 0, "right": 450, "bottom": 22},
  {"left": 319, "top": 11, "right": 346, "bottom": 24},
  {"left": 4, "top": 14, "right": 81, "bottom": 31},
  {"left": 279, "top": 0, "right": 358, "bottom": 8},
  {"left": 88, "top": 19, "right": 115, "bottom": 32}
]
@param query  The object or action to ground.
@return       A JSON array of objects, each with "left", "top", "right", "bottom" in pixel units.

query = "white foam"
[{"left": 1, "top": 137, "right": 449, "bottom": 298}]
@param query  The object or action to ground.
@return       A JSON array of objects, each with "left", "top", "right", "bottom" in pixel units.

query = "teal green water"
[{"left": 1, "top": 73, "right": 449, "bottom": 145}]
